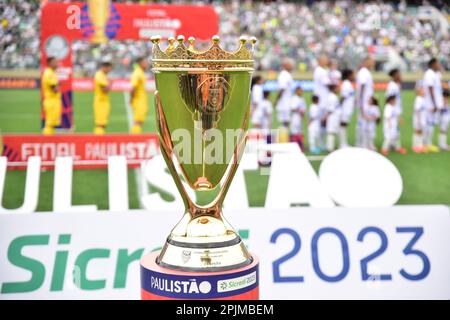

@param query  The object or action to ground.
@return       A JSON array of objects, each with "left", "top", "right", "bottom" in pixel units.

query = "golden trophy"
[
  {"left": 88, "top": 0, "right": 110, "bottom": 44},
  {"left": 140, "top": 35, "right": 259, "bottom": 300},
  {"left": 152, "top": 34, "right": 257, "bottom": 271}
]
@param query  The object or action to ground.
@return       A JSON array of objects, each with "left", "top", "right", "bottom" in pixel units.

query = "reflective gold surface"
[{"left": 152, "top": 36, "right": 255, "bottom": 271}]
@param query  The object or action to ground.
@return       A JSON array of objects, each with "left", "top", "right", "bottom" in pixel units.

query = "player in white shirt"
[
  {"left": 325, "top": 84, "right": 342, "bottom": 151},
  {"left": 385, "top": 69, "right": 405, "bottom": 152},
  {"left": 275, "top": 58, "right": 295, "bottom": 128},
  {"left": 290, "top": 86, "right": 307, "bottom": 151},
  {"left": 386, "top": 69, "right": 402, "bottom": 114},
  {"left": 423, "top": 58, "right": 444, "bottom": 153},
  {"left": 356, "top": 56, "right": 375, "bottom": 147},
  {"left": 439, "top": 90, "right": 450, "bottom": 151},
  {"left": 251, "top": 90, "right": 273, "bottom": 167},
  {"left": 308, "top": 95, "right": 322, "bottom": 154},
  {"left": 340, "top": 69, "right": 355, "bottom": 147},
  {"left": 251, "top": 75, "right": 264, "bottom": 115},
  {"left": 412, "top": 83, "right": 427, "bottom": 153},
  {"left": 381, "top": 95, "right": 407, "bottom": 155},
  {"left": 329, "top": 60, "right": 342, "bottom": 85},
  {"left": 252, "top": 90, "right": 273, "bottom": 131},
  {"left": 313, "top": 54, "right": 331, "bottom": 148},
  {"left": 363, "top": 96, "right": 381, "bottom": 151}
]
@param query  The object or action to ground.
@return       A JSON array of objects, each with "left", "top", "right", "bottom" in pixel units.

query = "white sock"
[
  {"left": 327, "top": 133, "right": 335, "bottom": 151},
  {"left": 340, "top": 127, "right": 348, "bottom": 147},
  {"left": 439, "top": 133, "right": 448, "bottom": 148}
]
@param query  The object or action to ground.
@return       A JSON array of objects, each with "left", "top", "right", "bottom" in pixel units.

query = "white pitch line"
[{"left": 123, "top": 91, "right": 148, "bottom": 208}]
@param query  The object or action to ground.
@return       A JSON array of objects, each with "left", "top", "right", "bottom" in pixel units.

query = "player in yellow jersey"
[
  {"left": 130, "top": 57, "right": 149, "bottom": 134},
  {"left": 42, "top": 57, "right": 61, "bottom": 135},
  {"left": 93, "top": 60, "right": 113, "bottom": 135}
]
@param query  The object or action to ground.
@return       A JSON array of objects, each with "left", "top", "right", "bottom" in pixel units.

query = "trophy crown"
[{"left": 151, "top": 35, "right": 257, "bottom": 71}]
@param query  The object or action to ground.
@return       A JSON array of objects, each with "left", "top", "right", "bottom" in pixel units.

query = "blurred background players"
[
  {"left": 252, "top": 89, "right": 273, "bottom": 132},
  {"left": 339, "top": 69, "right": 355, "bottom": 148},
  {"left": 439, "top": 90, "right": 450, "bottom": 150},
  {"left": 251, "top": 89, "right": 273, "bottom": 166},
  {"left": 325, "top": 83, "right": 341, "bottom": 151},
  {"left": 308, "top": 95, "right": 322, "bottom": 154},
  {"left": 329, "top": 60, "right": 342, "bottom": 85},
  {"left": 251, "top": 75, "right": 264, "bottom": 115},
  {"left": 423, "top": 58, "right": 444, "bottom": 152},
  {"left": 289, "top": 85, "right": 306, "bottom": 151},
  {"left": 386, "top": 68, "right": 405, "bottom": 151},
  {"left": 363, "top": 96, "right": 381, "bottom": 151},
  {"left": 275, "top": 58, "right": 294, "bottom": 130},
  {"left": 382, "top": 95, "right": 406, "bottom": 155},
  {"left": 93, "top": 59, "right": 113, "bottom": 135},
  {"left": 356, "top": 56, "right": 375, "bottom": 148},
  {"left": 412, "top": 83, "right": 427, "bottom": 153},
  {"left": 313, "top": 54, "right": 330, "bottom": 149},
  {"left": 130, "top": 56, "right": 149, "bottom": 134},
  {"left": 41, "top": 56, "right": 61, "bottom": 135}
]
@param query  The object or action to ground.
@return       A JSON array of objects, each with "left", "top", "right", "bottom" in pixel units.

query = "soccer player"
[
  {"left": 386, "top": 69, "right": 402, "bottom": 113},
  {"left": 130, "top": 56, "right": 149, "bottom": 134},
  {"left": 251, "top": 75, "right": 264, "bottom": 115},
  {"left": 386, "top": 68, "right": 405, "bottom": 150},
  {"left": 275, "top": 58, "right": 294, "bottom": 128},
  {"left": 329, "top": 60, "right": 342, "bottom": 85},
  {"left": 313, "top": 54, "right": 330, "bottom": 148},
  {"left": 252, "top": 90, "right": 273, "bottom": 131},
  {"left": 340, "top": 69, "right": 355, "bottom": 147},
  {"left": 356, "top": 56, "right": 375, "bottom": 147},
  {"left": 290, "top": 85, "right": 306, "bottom": 150},
  {"left": 382, "top": 95, "right": 406, "bottom": 155},
  {"left": 412, "top": 83, "right": 427, "bottom": 153},
  {"left": 325, "top": 83, "right": 341, "bottom": 152},
  {"left": 42, "top": 56, "right": 61, "bottom": 135},
  {"left": 251, "top": 90, "right": 273, "bottom": 166},
  {"left": 363, "top": 96, "right": 381, "bottom": 151},
  {"left": 308, "top": 95, "right": 321, "bottom": 154},
  {"left": 422, "top": 58, "right": 443, "bottom": 152},
  {"left": 93, "top": 60, "right": 113, "bottom": 135},
  {"left": 439, "top": 90, "right": 450, "bottom": 151}
]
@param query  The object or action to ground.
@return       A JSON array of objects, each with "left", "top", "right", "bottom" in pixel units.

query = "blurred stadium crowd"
[{"left": 0, "top": 0, "right": 449, "bottom": 75}]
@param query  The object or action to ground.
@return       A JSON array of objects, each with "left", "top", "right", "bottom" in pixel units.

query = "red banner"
[
  {"left": 1, "top": 134, "right": 159, "bottom": 169},
  {"left": 72, "top": 78, "right": 155, "bottom": 91},
  {"left": 40, "top": 2, "right": 218, "bottom": 129},
  {"left": 41, "top": 2, "right": 218, "bottom": 43}
]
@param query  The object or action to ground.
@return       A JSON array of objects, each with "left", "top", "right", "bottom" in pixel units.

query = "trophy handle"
[{"left": 154, "top": 91, "right": 249, "bottom": 220}]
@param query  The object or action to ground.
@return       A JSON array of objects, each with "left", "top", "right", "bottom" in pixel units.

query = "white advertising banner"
[{"left": 0, "top": 206, "right": 449, "bottom": 299}]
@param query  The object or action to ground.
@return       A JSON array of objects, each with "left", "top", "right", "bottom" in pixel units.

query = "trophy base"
[
  {"left": 140, "top": 251, "right": 259, "bottom": 300},
  {"left": 157, "top": 234, "right": 252, "bottom": 272}
]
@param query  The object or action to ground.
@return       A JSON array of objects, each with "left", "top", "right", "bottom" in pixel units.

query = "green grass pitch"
[{"left": 0, "top": 88, "right": 449, "bottom": 210}]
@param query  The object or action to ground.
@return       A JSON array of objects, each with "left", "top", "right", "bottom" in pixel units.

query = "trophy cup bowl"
[{"left": 150, "top": 35, "right": 257, "bottom": 272}]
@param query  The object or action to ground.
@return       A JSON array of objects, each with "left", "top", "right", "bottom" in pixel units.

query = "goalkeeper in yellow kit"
[
  {"left": 93, "top": 60, "right": 113, "bottom": 135},
  {"left": 130, "top": 57, "right": 149, "bottom": 134},
  {"left": 42, "top": 57, "right": 61, "bottom": 135}
]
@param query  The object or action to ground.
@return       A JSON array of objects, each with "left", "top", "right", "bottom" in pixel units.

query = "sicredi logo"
[
  {"left": 150, "top": 276, "right": 211, "bottom": 294},
  {"left": 217, "top": 271, "right": 257, "bottom": 293}
]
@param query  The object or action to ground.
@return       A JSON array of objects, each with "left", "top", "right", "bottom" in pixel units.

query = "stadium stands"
[{"left": 0, "top": 0, "right": 449, "bottom": 74}]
